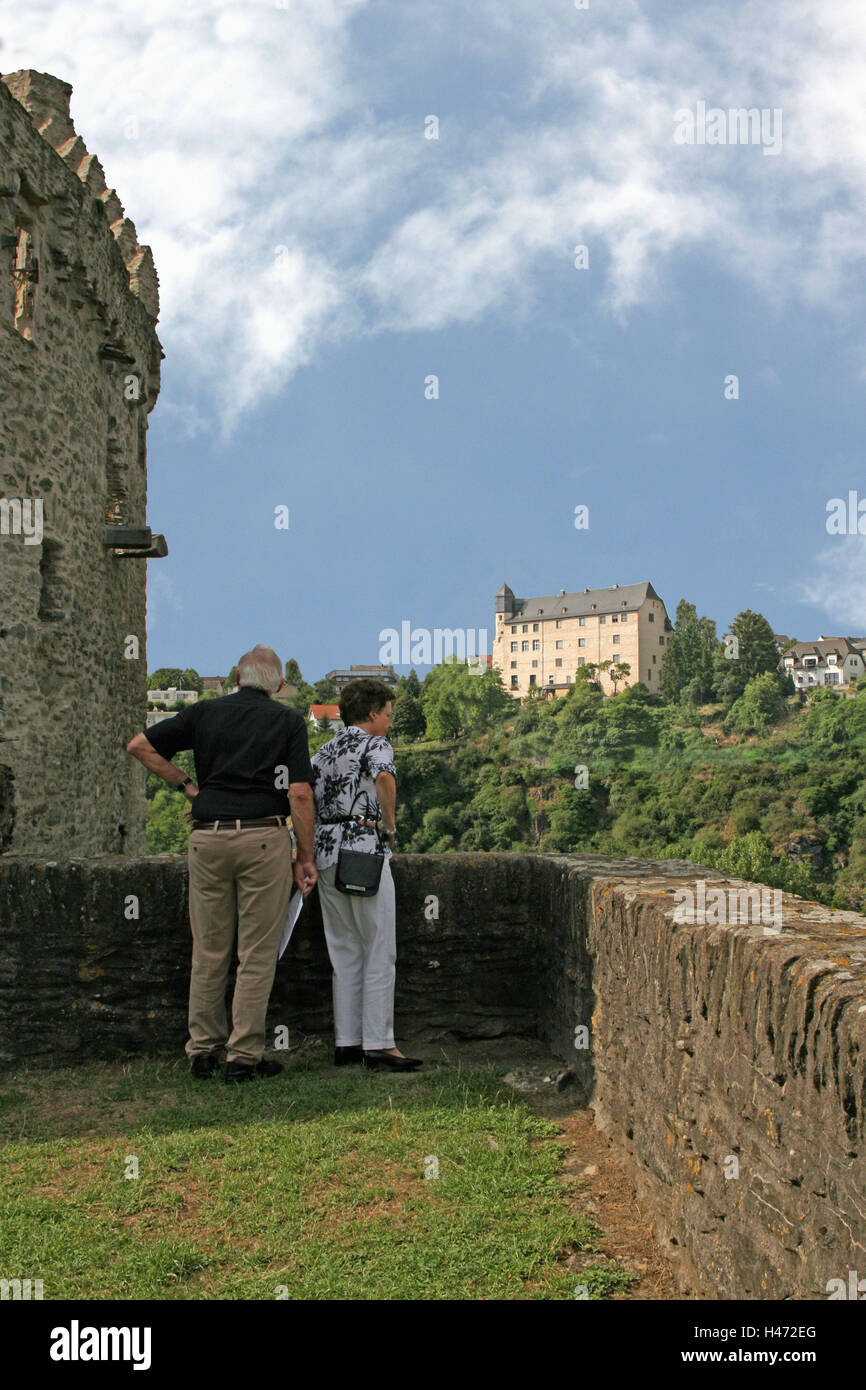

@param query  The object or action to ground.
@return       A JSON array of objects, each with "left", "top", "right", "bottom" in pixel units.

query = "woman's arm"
[{"left": 375, "top": 771, "right": 397, "bottom": 842}]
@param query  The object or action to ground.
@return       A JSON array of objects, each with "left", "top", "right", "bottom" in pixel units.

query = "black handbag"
[{"left": 334, "top": 741, "right": 386, "bottom": 897}]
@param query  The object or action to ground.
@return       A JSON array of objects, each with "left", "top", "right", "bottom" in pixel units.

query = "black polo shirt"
[{"left": 144, "top": 686, "right": 314, "bottom": 820}]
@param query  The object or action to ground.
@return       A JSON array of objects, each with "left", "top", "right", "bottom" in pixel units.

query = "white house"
[
  {"left": 308, "top": 703, "right": 344, "bottom": 731},
  {"left": 781, "top": 638, "right": 866, "bottom": 690}
]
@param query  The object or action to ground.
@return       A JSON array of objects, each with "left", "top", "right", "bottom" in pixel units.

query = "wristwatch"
[{"left": 176, "top": 776, "right": 193, "bottom": 792}]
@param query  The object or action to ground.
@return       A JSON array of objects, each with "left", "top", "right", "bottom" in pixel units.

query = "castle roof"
[{"left": 499, "top": 581, "right": 663, "bottom": 621}]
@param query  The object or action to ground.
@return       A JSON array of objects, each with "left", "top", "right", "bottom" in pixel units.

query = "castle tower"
[{"left": 0, "top": 71, "right": 164, "bottom": 854}]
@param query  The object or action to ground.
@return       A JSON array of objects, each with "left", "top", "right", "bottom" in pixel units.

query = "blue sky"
[{"left": 6, "top": 0, "right": 866, "bottom": 680}]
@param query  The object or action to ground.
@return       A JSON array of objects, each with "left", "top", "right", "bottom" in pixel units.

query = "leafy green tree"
[
  {"left": 609, "top": 661, "right": 631, "bottom": 694},
  {"left": 542, "top": 786, "right": 596, "bottom": 850},
  {"left": 148, "top": 667, "right": 182, "bottom": 690},
  {"left": 313, "top": 677, "right": 339, "bottom": 703},
  {"left": 724, "top": 672, "right": 789, "bottom": 734},
  {"left": 421, "top": 659, "right": 511, "bottom": 740},
  {"left": 284, "top": 658, "right": 303, "bottom": 686},
  {"left": 713, "top": 610, "right": 781, "bottom": 706},
  {"left": 391, "top": 670, "right": 426, "bottom": 741},
  {"left": 660, "top": 600, "right": 718, "bottom": 704},
  {"left": 180, "top": 668, "right": 203, "bottom": 693}
]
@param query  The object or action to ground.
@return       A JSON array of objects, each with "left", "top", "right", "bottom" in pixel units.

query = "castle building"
[
  {"left": 493, "top": 581, "right": 671, "bottom": 698},
  {"left": 0, "top": 71, "right": 163, "bottom": 854}
]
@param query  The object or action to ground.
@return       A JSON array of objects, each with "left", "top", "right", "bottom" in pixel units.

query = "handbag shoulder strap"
[{"left": 344, "top": 734, "right": 377, "bottom": 822}]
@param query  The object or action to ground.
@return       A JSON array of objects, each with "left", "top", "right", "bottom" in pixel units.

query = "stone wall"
[
  {"left": 1, "top": 850, "right": 864, "bottom": 1298},
  {"left": 0, "top": 70, "right": 161, "bottom": 856}
]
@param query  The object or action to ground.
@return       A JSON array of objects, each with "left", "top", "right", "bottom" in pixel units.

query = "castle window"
[
  {"left": 555, "top": 620, "right": 562, "bottom": 628},
  {"left": 12, "top": 227, "right": 38, "bottom": 340},
  {"left": 532, "top": 640, "right": 540, "bottom": 651},
  {"left": 105, "top": 419, "right": 127, "bottom": 525},
  {"left": 529, "top": 674, "right": 536, "bottom": 685},
  {"left": 578, "top": 617, "right": 585, "bottom": 626},
  {"left": 521, "top": 641, "right": 529, "bottom": 652},
  {"left": 599, "top": 615, "right": 606, "bottom": 624},
  {"left": 531, "top": 659, "right": 538, "bottom": 668},
  {"left": 38, "top": 539, "right": 65, "bottom": 622},
  {"left": 511, "top": 675, "right": 519, "bottom": 688},
  {"left": 613, "top": 635, "right": 620, "bottom": 644},
  {"left": 511, "top": 626, "right": 517, "bottom": 634},
  {"left": 555, "top": 640, "right": 563, "bottom": 649},
  {"left": 578, "top": 657, "right": 585, "bottom": 667},
  {"left": 621, "top": 613, "right": 628, "bottom": 621},
  {"left": 510, "top": 642, "right": 518, "bottom": 652},
  {"left": 578, "top": 638, "right": 586, "bottom": 648},
  {"left": 510, "top": 660, "right": 517, "bottom": 669},
  {"left": 648, "top": 612, "right": 655, "bottom": 622},
  {"left": 532, "top": 623, "right": 539, "bottom": 632},
  {"left": 555, "top": 658, "right": 562, "bottom": 667}
]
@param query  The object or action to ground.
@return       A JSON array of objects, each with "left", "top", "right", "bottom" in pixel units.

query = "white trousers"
[{"left": 317, "top": 859, "right": 396, "bottom": 1051}]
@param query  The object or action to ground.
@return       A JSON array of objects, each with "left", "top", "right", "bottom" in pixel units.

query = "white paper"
[{"left": 278, "top": 890, "right": 305, "bottom": 960}]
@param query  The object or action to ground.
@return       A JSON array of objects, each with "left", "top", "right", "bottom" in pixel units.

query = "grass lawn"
[{"left": 0, "top": 1056, "right": 634, "bottom": 1301}]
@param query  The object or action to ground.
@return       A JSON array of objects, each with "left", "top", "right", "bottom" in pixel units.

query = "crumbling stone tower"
[{"left": 0, "top": 71, "right": 164, "bottom": 855}]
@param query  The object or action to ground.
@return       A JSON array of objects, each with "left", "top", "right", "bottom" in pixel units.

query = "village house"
[
  {"left": 781, "top": 637, "right": 866, "bottom": 691},
  {"left": 308, "top": 703, "right": 344, "bottom": 731}
]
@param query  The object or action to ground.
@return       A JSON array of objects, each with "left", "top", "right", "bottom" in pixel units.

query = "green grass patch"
[{"left": 0, "top": 1058, "right": 622, "bottom": 1301}]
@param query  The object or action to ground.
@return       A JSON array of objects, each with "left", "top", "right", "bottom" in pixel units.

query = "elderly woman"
[{"left": 312, "top": 677, "right": 421, "bottom": 1072}]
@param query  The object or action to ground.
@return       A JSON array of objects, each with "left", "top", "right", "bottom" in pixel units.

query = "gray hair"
[{"left": 237, "top": 645, "right": 283, "bottom": 694}]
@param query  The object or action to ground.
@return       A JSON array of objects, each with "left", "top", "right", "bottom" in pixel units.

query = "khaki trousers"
[{"left": 186, "top": 824, "right": 293, "bottom": 1065}]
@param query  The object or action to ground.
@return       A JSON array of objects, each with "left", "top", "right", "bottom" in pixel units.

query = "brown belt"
[{"left": 191, "top": 816, "right": 289, "bottom": 831}]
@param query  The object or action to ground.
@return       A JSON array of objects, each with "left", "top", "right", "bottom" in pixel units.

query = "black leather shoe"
[
  {"left": 334, "top": 1046, "right": 364, "bottom": 1066},
  {"left": 363, "top": 1050, "right": 423, "bottom": 1072},
  {"left": 190, "top": 1052, "right": 218, "bottom": 1079},
  {"left": 225, "top": 1059, "right": 284, "bottom": 1083}
]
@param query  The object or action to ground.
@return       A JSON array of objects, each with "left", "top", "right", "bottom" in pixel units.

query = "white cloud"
[
  {"left": 794, "top": 538, "right": 866, "bottom": 633},
  {"left": 5, "top": 0, "right": 866, "bottom": 430}
]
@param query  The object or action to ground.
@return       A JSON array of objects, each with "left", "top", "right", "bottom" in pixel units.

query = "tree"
[
  {"left": 421, "top": 659, "right": 511, "bottom": 741},
  {"left": 391, "top": 670, "right": 426, "bottom": 741},
  {"left": 724, "top": 672, "right": 788, "bottom": 734},
  {"left": 660, "top": 600, "right": 718, "bottom": 704},
  {"left": 312, "top": 677, "right": 339, "bottom": 703},
  {"left": 180, "top": 668, "right": 203, "bottom": 694},
  {"left": 284, "top": 658, "right": 303, "bottom": 686},
  {"left": 713, "top": 610, "right": 782, "bottom": 707},
  {"left": 148, "top": 667, "right": 182, "bottom": 690},
  {"left": 609, "top": 661, "right": 631, "bottom": 694}
]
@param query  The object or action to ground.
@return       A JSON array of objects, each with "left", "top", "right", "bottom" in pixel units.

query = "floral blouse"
[{"left": 311, "top": 726, "right": 397, "bottom": 869}]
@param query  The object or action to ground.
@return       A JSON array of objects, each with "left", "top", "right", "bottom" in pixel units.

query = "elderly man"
[{"left": 127, "top": 645, "right": 316, "bottom": 1082}]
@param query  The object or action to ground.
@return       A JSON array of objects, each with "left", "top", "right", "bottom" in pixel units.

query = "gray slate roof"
[{"left": 500, "top": 581, "right": 662, "bottom": 620}]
